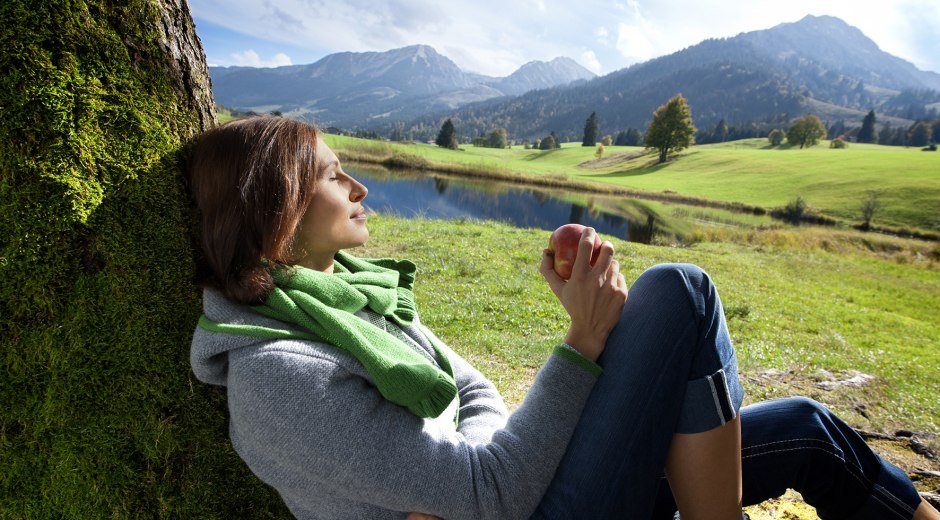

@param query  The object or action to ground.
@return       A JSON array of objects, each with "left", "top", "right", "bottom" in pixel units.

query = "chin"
[{"left": 353, "top": 228, "right": 369, "bottom": 247}]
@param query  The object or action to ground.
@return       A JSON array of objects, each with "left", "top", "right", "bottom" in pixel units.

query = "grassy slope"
[
  {"left": 324, "top": 134, "right": 940, "bottom": 233},
  {"left": 583, "top": 139, "right": 940, "bottom": 232},
  {"left": 354, "top": 215, "right": 939, "bottom": 516},
  {"left": 354, "top": 215, "right": 939, "bottom": 433}
]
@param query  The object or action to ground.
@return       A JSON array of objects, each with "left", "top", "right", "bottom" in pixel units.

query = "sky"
[{"left": 190, "top": 0, "right": 940, "bottom": 77}]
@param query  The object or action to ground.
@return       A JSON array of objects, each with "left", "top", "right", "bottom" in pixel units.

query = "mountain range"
[
  {"left": 210, "top": 15, "right": 940, "bottom": 141},
  {"left": 210, "top": 46, "right": 596, "bottom": 128}
]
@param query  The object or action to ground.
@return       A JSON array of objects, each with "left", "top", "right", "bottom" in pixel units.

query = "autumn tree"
[
  {"left": 582, "top": 111, "right": 598, "bottom": 147},
  {"left": 436, "top": 118, "right": 458, "bottom": 149},
  {"left": 644, "top": 94, "right": 697, "bottom": 163},
  {"left": 786, "top": 115, "right": 827, "bottom": 149},
  {"left": 768, "top": 128, "right": 785, "bottom": 146}
]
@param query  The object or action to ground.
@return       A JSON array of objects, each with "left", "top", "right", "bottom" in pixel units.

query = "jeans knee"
[
  {"left": 785, "top": 396, "right": 830, "bottom": 420},
  {"left": 635, "top": 263, "right": 707, "bottom": 292},
  {"left": 634, "top": 263, "right": 711, "bottom": 313},
  {"left": 777, "top": 396, "right": 841, "bottom": 440}
]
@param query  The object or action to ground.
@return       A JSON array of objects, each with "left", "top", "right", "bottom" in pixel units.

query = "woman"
[{"left": 187, "top": 117, "right": 937, "bottom": 520}]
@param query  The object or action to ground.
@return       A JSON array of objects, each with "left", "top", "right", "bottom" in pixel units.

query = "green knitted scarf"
[{"left": 198, "top": 251, "right": 458, "bottom": 420}]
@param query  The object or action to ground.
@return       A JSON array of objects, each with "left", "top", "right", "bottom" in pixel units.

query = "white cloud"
[
  {"left": 616, "top": 23, "right": 656, "bottom": 63},
  {"left": 230, "top": 50, "right": 293, "bottom": 67},
  {"left": 580, "top": 50, "right": 602, "bottom": 74},
  {"left": 192, "top": 0, "right": 940, "bottom": 75}
]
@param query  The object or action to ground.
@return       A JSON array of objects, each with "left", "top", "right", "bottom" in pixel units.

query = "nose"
[{"left": 350, "top": 177, "right": 367, "bottom": 202}]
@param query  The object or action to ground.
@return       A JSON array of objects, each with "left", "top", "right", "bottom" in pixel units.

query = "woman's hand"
[
  {"left": 406, "top": 513, "right": 441, "bottom": 520},
  {"left": 539, "top": 227, "right": 628, "bottom": 362}
]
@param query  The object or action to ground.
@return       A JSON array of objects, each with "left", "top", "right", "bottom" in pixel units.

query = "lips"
[{"left": 350, "top": 208, "right": 367, "bottom": 220}]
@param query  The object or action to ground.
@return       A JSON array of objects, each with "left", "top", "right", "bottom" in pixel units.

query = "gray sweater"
[{"left": 190, "top": 288, "right": 599, "bottom": 520}]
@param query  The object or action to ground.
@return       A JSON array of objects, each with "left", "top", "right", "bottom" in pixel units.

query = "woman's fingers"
[
  {"left": 605, "top": 258, "right": 620, "bottom": 285},
  {"left": 539, "top": 247, "right": 564, "bottom": 297}
]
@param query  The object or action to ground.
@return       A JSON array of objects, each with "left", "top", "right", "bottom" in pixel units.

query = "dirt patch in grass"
[{"left": 578, "top": 149, "right": 651, "bottom": 169}]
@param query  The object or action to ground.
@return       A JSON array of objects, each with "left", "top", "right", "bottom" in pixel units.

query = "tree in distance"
[
  {"left": 830, "top": 137, "right": 848, "bottom": 149},
  {"left": 909, "top": 121, "right": 932, "bottom": 147},
  {"left": 436, "top": 118, "right": 458, "bottom": 150},
  {"left": 878, "top": 123, "right": 893, "bottom": 145},
  {"left": 550, "top": 131, "right": 561, "bottom": 148},
  {"left": 857, "top": 110, "right": 877, "bottom": 143},
  {"left": 714, "top": 118, "right": 729, "bottom": 142},
  {"left": 539, "top": 134, "right": 556, "bottom": 150},
  {"left": 582, "top": 112, "right": 598, "bottom": 147},
  {"left": 768, "top": 128, "right": 785, "bottom": 146},
  {"left": 645, "top": 94, "right": 697, "bottom": 163},
  {"left": 786, "top": 115, "right": 826, "bottom": 149},
  {"left": 623, "top": 128, "right": 643, "bottom": 146},
  {"left": 828, "top": 119, "right": 846, "bottom": 140},
  {"left": 601, "top": 134, "right": 613, "bottom": 146},
  {"left": 860, "top": 190, "right": 881, "bottom": 230},
  {"left": 595, "top": 144, "right": 605, "bottom": 159},
  {"left": 486, "top": 128, "right": 508, "bottom": 149}
]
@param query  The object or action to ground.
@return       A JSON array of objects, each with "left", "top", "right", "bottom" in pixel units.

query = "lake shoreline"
[{"left": 337, "top": 147, "right": 940, "bottom": 242}]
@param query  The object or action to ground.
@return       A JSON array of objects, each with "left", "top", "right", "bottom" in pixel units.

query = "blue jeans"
[
  {"left": 531, "top": 264, "right": 921, "bottom": 519},
  {"left": 651, "top": 397, "right": 923, "bottom": 519}
]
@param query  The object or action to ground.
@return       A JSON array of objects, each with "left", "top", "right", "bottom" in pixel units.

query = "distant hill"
[
  {"left": 386, "top": 15, "right": 939, "bottom": 141},
  {"left": 209, "top": 45, "right": 596, "bottom": 127}
]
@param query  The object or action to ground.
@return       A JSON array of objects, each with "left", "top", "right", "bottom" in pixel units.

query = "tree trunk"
[{"left": 0, "top": 1, "right": 289, "bottom": 517}]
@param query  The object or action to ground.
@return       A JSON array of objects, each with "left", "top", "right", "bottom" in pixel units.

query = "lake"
[{"left": 347, "top": 162, "right": 779, "bottom": 245}]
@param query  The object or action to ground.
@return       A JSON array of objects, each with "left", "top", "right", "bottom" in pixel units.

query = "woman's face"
[{"left": 295, "top": 136, "right": 369, "bottom": 271}]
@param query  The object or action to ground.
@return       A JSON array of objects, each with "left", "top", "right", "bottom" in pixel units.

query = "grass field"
[
  {"left": 323, "top": 134, "right": 940, "bottom": 235},
  {"left": 352, "top": 214, "right": 939, "bottom": 515},
  {"left": 354, "top": 215, "right": 939, "bottom": 432}
]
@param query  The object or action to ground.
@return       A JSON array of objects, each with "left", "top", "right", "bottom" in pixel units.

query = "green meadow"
[
  {"left": 355, "top": 216, "right": 939, "bottom": 432},
  {"left": 323, "top": 134, "right": 940, "bottom": 235}
]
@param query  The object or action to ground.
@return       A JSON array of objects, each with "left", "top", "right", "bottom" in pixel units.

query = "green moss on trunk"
[{"left": 0, "top": 1, "right": 289, "bottom": 517}]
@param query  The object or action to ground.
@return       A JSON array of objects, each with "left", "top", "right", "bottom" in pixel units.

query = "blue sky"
[{"left": 190, "top": 0, "right": 940, "bottom": 76}]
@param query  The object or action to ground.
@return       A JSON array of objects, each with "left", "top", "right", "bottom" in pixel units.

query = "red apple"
[{"left": 548, "top": 224, "right": 602, "bottom": 280}]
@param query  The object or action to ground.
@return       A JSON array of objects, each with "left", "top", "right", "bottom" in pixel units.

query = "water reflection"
[{"left": 347, "top": 163, "right": 772, "bottom": 245}]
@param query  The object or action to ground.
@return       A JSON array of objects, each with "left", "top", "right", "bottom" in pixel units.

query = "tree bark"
[{"left": 0, "top": 1, "right": 288, "bottom": 517}]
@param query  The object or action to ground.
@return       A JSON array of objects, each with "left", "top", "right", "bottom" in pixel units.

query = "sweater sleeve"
[
  {"left": 416, "top": 324, "right": 510, "bottom": 444},
  {"left": 226, "top": 342, "right": 598, "bottom": 520}
]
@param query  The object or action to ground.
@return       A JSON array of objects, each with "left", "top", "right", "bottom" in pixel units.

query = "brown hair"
[{"left": 187, "top": 116, "right": 321, "bottom": 304}]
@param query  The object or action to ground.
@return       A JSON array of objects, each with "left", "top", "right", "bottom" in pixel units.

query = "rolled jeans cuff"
[
  {"left": 675, "top": 353, "right": 743, "bottom": 434},
  {"left": 847, "top": 456, "right": 922, "bottom": 520}
]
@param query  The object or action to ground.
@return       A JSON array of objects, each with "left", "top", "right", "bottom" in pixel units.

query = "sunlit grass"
[
  {"left": 353, "top": 215, "right": 939, "bottom": 436},
  {"left": 324, "top": 134, "right": 940, "bottom": 235}
]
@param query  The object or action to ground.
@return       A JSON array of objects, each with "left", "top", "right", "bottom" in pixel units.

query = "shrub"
[
  {"left": 830, "top": 138, "right": 848, "bottom": 149},
  {"left": 783, "top": 196, "right": 808, "bottom": 224}
]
